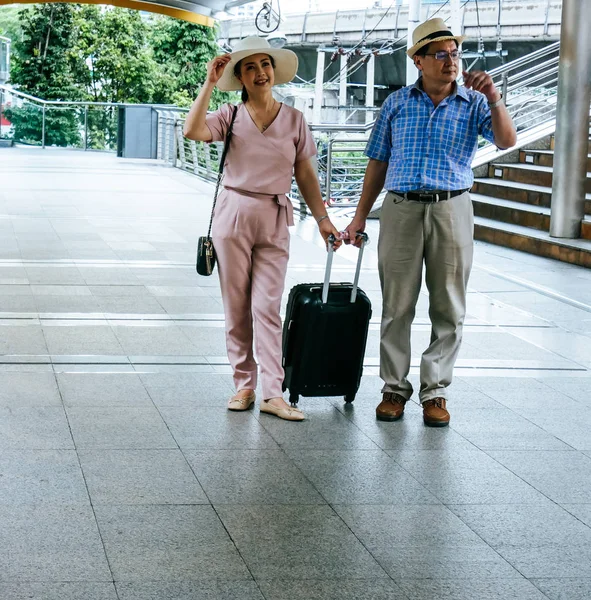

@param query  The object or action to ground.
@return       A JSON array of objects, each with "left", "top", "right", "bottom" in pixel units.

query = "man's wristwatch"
[{"left": 488, "top": 94, "right": 504, "bottom": 109}]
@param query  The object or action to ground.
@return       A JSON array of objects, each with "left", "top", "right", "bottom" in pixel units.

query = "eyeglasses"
[{"left": 424, "top": 50, "right": 463, "bottom": 61}]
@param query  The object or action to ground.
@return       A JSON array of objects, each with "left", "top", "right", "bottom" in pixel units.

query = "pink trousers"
[{"left": 212, "top": 189, "right": 289, "bottom": 399}]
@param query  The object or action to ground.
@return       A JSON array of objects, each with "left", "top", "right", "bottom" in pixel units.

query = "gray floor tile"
[
  {"left": 140, "top": 372, "right": 235, "bottom": 407},
  {"left": 0, "top": 449, "right": 88, "bottom": 504},
  {"left": 25, "top": 266, "right": 85, "bottom": 285},
  {"left": 258, "top": 400, "right": 379, "bottom": 450},
  {"left": 397, "top": 578, "right": 549, "bottom": 600},
  {"left": 450, "top": 503, "right": 591, "bottom": 548},
  {"left": 538, "top": 376, "right": 591, "bottom": 405},
  {"left": 43, "top": 325, "right": 124, "bottom": 355},
  {"left": 88, "top": 284, "right": 150, "bottom": 297},
  {"left": 66, "top": 406, "right": 177, "bottom": 449},
  {"left": 0, "top": 295, "right": 37, "bottom": 311},
  {"left": 159, "top": 406, "right": 279, "bottom": 449},
  {"left": 0, "top": 504, "right": 111, "bottom": 580},
  {"left": 287, "top": 449, "right": 439, "bottom": 505},
  {"left": 78, "top": 267, "right": 140, "bottom": 285},
  {"left": 561, "top": 504, "right": 591, "bottom": 528},
  {"left": 156, "top": 296, "right": 224, "bottom": 314},
  {"left": 334, "top": 504, "right": 521, "bottom": 579},
  {"left": 57, "top": 373, "right": 153, "bottom": 407},
  {"left": 0, "top": 372, "right": 61, "bottom": 407},
  {"left": 216, "top": 505, "right": 388, "bottom": 579},
  {"left": 487, "top": 450, "right": 591, "bottom": 503},
  {"left": 184, "top": 449, "right": 325, "bottom": 505},
  {"left": 94, "top": 505, "right": 251, "bottom": 580},
  {"left": 79, "top": 449, "right": 208, "bottom": 504},
  {"left": 0, "top": 582, "right": 118, "bottom": 599},
  {"left": 257, "top": 579, "right": 407, "bottom": 600},
  {"left": 177, "top": 325, "right": 229, "bottom": 355},
  {"left": 0, "top": 325, "right": 48, "bottom": 354},
  {"left": 34, "top": 295, "right": 103, "bottom": 313},
  {"left": 450, "top": 504, "right": 591, "bottom": 578},
  {"left": 512, "top": 409, "right": 591, "bottom": 451},
  {"left": 531, "top": 578, "right": 591, "bottom": 600},
  {"left": 0, "top": 406, "right": 74, "bottom": 449},
  {"left": 96, "top": 296, "right": 167, "bottom": 314},
  {"left": 113, "top": 325, "right": 201, "bottom": 355},
  {"left": 116, "top": 581, "right": 264, "bottom": 600},
  {"left": 389, "top": 448, "right": 547, "bottom": 504},
  {"left": 449, "top": 407, "right": 572, "bottom": 450}
]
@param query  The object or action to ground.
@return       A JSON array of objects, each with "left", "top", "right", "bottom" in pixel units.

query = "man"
[{"left": 344, "top": 18, "right": 516, "bottom": 427}]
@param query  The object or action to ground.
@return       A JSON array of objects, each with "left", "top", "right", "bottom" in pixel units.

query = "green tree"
[
  {"left": 76, "top": 6, "right": 161, "bottom": 104},
  {"left": 150, "top": 17, "right": 234, "bottom": 108},
  {"left": 6, "top": 4, "right": 85, "bottom": 146},
  {"left": 0, "top": 6, "right": 24, "bottom": 44}
]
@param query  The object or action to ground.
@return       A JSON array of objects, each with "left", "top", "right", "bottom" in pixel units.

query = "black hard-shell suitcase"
[{"left": 282, "top": 233, "right": 372, "bottom": 405}]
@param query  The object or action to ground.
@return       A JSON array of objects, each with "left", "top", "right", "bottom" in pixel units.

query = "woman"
[{"left": 184, "top": 37, "right": 341, "bottom": 421}]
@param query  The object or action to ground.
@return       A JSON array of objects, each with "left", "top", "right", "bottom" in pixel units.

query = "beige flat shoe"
[
  {"left": 260, "top": 399, "right": 305, "bottom": 421},
  {"left": 228, "top": 390, "right": 255, "bottom": 411}
]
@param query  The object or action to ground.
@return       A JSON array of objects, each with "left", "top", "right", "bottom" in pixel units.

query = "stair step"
[
  {"left": 520, "top": 149, "right": 591, "bottom": 170},
  {"left": 474, "top": 216, "right": 591, "bottom": 267},
  {"left": 472, "top": 178, "right": 591, "bottom": 213},
  {"left": 583, "top": 216, "right": 591, "bottom": 241},
  {"left": 471, "top": 193, "right": 550, "bottom": 231},
  {"left": 488, "top": 163, "right": 591, "bottom": 192}
]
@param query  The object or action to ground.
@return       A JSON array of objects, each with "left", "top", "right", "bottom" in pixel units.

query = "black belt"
[{"left": 391, "top": 189, "right": 469, "bottom": 203}]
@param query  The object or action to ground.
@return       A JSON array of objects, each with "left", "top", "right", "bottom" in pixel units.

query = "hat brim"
[
  {"left": 407, "top": 35, "right": 466, "bottom": 58},
  {"left": 216, "top": 48, "right": 298, "bottom": 92}
]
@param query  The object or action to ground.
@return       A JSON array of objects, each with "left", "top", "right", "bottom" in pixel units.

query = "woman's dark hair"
[{"left": 234, "top": 54, "right": 276, "bottom": 103}]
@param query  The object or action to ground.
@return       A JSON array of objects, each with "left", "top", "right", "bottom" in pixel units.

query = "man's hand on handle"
[{"left": 342, "top": 216, "right": 367, "bottom": 248}]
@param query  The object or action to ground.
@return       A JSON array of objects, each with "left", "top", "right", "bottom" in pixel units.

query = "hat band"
[{"left": 417, "top": 29, "right": 455, "bottom": 45}]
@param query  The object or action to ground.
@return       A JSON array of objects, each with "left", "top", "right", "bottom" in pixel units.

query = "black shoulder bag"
[{"left": 196, "top": 104, "right": 239, "bottom": 276}]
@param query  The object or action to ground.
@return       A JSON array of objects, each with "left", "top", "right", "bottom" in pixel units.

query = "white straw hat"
[
  {"left": 216, "top": 36, "right": 298, "bottom": 92},
  {"left": 407, "top": 18, "right": 466, "bottom": 58}
]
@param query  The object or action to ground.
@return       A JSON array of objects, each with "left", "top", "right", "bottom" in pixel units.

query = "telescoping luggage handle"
[{"left": 322, "top": 232, "right": 369, "bottom": 304}]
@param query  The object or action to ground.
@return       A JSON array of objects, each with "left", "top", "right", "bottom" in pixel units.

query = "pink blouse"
[{"left": 205, "top": 103, "right": 317, "bottom": 225}]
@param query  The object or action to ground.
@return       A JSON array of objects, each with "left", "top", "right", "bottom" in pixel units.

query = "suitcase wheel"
[
  {"left": 344, "top": 393, "right": 355, "bottom": 404},
  {"left": 289, "top": 393, "right": 299, "bottom": 406}
]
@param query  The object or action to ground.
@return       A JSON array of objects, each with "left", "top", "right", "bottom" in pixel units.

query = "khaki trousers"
[{"left": 378, "top": 191, "right": 474, "bottom": 403}]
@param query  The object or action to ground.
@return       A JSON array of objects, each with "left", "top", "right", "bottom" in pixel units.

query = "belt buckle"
[{"left": 418, "top": 192, "right": 434, "bottom": 203}]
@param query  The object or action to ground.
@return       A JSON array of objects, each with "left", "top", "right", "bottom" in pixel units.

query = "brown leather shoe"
[
  {"left": 376, "top": 392, "right": 407, "bottom": 422},
  {"left": 422, "top": 397, "right": 450, "bottom": 427}
]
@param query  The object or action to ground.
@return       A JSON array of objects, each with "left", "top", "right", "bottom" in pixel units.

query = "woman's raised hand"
[{"left": 206, "top": 54, "right": 232, "bottom": 85}]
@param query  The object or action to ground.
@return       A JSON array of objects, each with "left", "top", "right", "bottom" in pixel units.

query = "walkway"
[{"left": 1, "top": 147, "right": 590, "bottom": 600}]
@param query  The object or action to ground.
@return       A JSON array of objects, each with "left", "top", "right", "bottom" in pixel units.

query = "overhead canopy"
[{"left": 0, "top": 0, "right": 252, "bottom": 25}]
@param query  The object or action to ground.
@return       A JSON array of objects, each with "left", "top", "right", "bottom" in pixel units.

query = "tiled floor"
[{"left": 0, "top": 147, "right": 590, "bottom": 599}]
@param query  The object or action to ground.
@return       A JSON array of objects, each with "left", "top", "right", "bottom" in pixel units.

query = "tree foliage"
[{"left": 4, "top": 5, "right": 233, "bottom": 147}]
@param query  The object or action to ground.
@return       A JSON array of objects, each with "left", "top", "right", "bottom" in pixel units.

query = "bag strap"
[{"left": 206, "top": 104, "right": 239, "bottom": 239}]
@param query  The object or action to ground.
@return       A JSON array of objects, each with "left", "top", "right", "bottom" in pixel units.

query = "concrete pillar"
[
  {"left": 365, "top": 53, "right": 375, "bottom": 125},
  {"left": 549, "top": 0, "right": 591, "bottom": 238},
  {"left": 406, "top": 0, "right": 421, "bottom": 86},
  {"left": 313, "top": 49, "right": 325, "bottom": 125},
  {"left": 339, "top": 53, "right": 347, "bottom": 124}
]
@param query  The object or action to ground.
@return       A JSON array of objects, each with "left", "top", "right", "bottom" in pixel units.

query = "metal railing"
[
  {"left": 158, "top": 41, "right": 566, "bottom": 213},
  {"left": 0, "top": 85, "right": 182, "bottom": 153},
  {"left": 0, "top": 85, "right": 121, "bottom": 151}
]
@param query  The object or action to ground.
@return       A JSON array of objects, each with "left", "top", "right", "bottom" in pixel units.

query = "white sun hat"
[
  {"left": 216, "top": 36, "right": 298, "bottom": 92},
  {"left": 407, "top": 18, "right": 466, "bottom": 58}
]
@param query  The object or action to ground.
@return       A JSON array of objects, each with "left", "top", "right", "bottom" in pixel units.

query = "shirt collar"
[{"left": 410, "top": 78, "right": 470, "bottom": 103}]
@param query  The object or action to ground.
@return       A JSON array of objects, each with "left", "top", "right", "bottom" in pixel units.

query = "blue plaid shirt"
[{"left": 365, "top": 79, "right": 495, "bottom": 192}]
